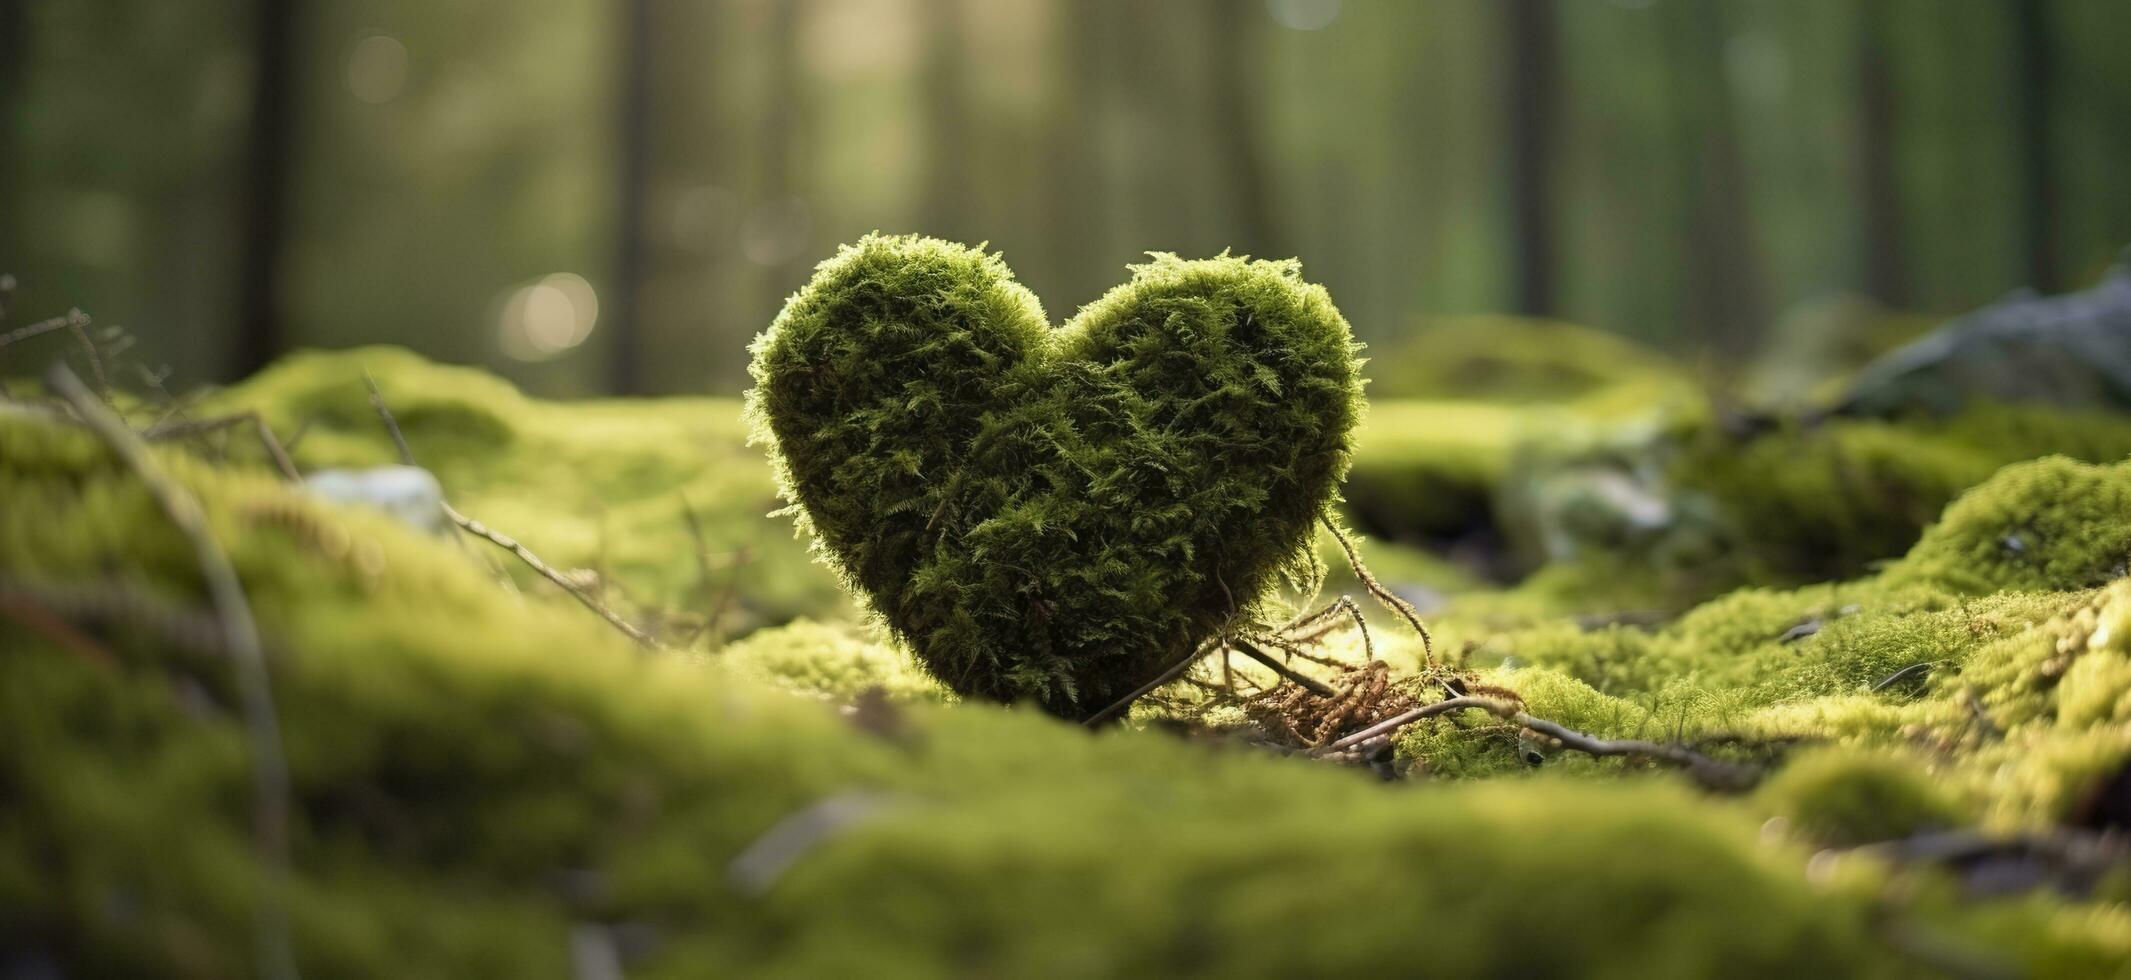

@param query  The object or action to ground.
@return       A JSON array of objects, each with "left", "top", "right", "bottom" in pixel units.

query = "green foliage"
[
  {"left": 719, "top": 619, "right": 947, "bottom": 704},
  {"left": 748, "top": 235, "right": 1363, "bottom": 716}
]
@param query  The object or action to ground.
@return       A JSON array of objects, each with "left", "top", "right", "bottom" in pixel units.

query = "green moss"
[
  {"left": 1366, "top": 315, "right": 1692, "bottom": 404},
  {"left": 719, "top": 619, "right": 947, "bottom": 704},
  {"left": 202, "top": 345, "right": 852, "bottom": 634},
  {"left": 0, "top": 409, "right": 1978, "bottom": 978},
  {"left": 748, "top": 235, "right": 1363, "bottom": 717},
  {"left": 1886, "top": 456, "right": 2131, "bottom": 595},
  {"left": 1339, "top": 399, "right": 1517, "bottom": 551},
  {"left": 1756, "top": 748, "right": 1967, "bottom": 846}
]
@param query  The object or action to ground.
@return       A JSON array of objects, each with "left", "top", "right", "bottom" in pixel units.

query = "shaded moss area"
[
  {"left": 0, "top": 411, "right": 1954, "bottom": 978},
  {"left": 7, "top": 348, "right": 2131, "bottom": 976}
]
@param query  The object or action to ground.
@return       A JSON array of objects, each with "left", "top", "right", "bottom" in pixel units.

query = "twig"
[
  {"left": 0, "top": 576, "right": 236, "bottom": 658},
  {"left": 1231, "top": 637, "right": 1339, "bottom": 698},
  {"left": 47, "top": 365, "right": 298, "bottom": 980},
  {"left": 1313, "top": 689, "right": 1761, "bottom": 788},
  {"left": 0, "top": 592, "right": 122, "bottom": 669},
  {"left": 359, "top": 369, "right": 652, "bottom": 649},
  {"left": 64, "top": 310, "right": 112, "bottom": 402},
  {"left": 444, "top": 503, "right": 659, "bottom": 650},
  {"left": 147, "top": 411, "right": 302, "bottom": 484},
  {"left": 1321, "top": 514, "right": 1434, "bottom": 664},
  {"left": 1083, "top": 638, "right": 1221, "bottom": 726}
]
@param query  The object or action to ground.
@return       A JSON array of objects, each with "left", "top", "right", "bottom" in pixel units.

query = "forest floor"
[{"left": 5, "top": 322, "right": 2131, "bottom": 977}]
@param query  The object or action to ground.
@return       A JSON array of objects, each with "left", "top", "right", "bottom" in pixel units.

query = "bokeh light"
[
  {"left": 345, "top": 34, "right": 410, "bottom": 105},
  {"left": 498, "top": 272, "right": 599, "bottom": 361}
]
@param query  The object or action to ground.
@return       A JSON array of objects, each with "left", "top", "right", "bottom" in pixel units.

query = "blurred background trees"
[{"left": 4, "top": 0, "right": 2129, "bottom": 396}]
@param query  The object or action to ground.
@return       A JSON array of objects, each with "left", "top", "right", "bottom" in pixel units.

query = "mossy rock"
[{"left": 748, "top": 235, "right": 1363, "bottom": 717}]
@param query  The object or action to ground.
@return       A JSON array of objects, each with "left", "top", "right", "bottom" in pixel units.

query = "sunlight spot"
[
  {"left": 1266, "top": 0, "right": 1340, "bottom": 31},
  {"left": 498, "top": 273, "right": 599, "bottom": 361},
  {"left": 346, "top": 34, "right": 410, "bottom": 104}
]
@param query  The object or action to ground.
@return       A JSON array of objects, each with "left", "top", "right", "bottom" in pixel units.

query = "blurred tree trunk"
[
  {"left": 1502, "top": 0, "right": 1559, "bottom": 317},
  {"left": 2008, "top": 0, "right": 2059, "bottom": 292},
  {"left": 235, "top": 0, "right": 300, "bottom": 378},
  {"left": 756, "top": 0, "right": 808, "bottom": 316},
  {"left": 0, "top": 0, "right": 22, "bottom": 294},
  {"left": 920, "top": 0, "right": 969, "bottom": 241},
  {"left": 1045, "top": 0, "right": 1109, "bottom": 303},
  {"left": 608, "top": 0, "right": 654, "bottom": 394},
  {"left": 1854, "top": 0, "right": 1908, "bottom": 306},
  {"left": 1206, "top": 0, "right": 1279, "bottom": 257},
  {"left": 1662, "top": 0, "right": 1766, "bottom": 362}
]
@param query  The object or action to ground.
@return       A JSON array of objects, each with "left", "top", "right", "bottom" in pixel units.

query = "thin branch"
[
  {"left": 47, "top": 364, "right": 297, "bottom": 980},
  {"left": 1232, "top": 637, "right": 1339, "bottom": 698},
  {"left": 362, "top": 367, "right": 416, "bottom": 466},
  {"left": 1083, "top": 637, "right": 1221, "bottom": 727},
  {"left": 445, "top": 503, "right": 660, "bottom": 650},
  {"left": 358, "top": 369, "right": 653, "bottom": 650},
  {"left": 1313, "top": 689, "right": 1760, "bottom": 788},
  {"left": 147, "top": 411, "right": 302, "bottom": 484},
  {"left": 1321, "top": 514, "right": 1433, "bottom": 664}
]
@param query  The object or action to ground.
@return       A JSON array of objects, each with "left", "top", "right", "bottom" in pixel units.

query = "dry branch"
[{"left": 360, "top": 368, "right": 660, "bottom": 651}]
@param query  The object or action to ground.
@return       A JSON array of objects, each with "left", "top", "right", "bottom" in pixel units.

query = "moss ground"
[{"left": 5, "top": 349, "right": 2131, "bottom": 976}]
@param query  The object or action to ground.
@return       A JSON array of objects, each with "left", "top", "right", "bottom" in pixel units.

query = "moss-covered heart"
[{"left": 748, "top": 234, "right": 1362, "bottom": 718}]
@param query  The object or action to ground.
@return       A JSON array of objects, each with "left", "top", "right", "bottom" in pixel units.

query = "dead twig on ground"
[
  {"left": 359, "top": 369, "right": 657, "bottom": 651},
  {"left": 47, "top": 364, "right": 297, "bottom": 980},
  {"left": 1314, "top": 689, "right": 1761, "bottom": 789},
  {"left": 146, "top": 411, "right": 302, "bottom": 484},
  {"left": 1231, "top": 637, "right": 1339, "bottom": 698}
]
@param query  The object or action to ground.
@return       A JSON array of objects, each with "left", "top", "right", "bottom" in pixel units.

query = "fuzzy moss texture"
[{"left": 747, "top": 235, "right": 1362, "bottom": 717}]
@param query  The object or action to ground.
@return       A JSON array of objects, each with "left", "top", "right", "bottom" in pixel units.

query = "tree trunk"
[
  {"left": 1854, "top": 0, "right": 1908, "bottom": 306},
  {"left": 234, "top": 0, "right": 300, "bottom": 379},
  {"left": 608, "top": 0, "right": 654, "bottom": 394},
  {"left": 2008, "top": 0, "right": 2059, "bottom": 292},
  {"left": 1502, "top": 0, "right": 1559, "bottom": 317},
  {"left": 1207, "top": 0, "right": 1280, "bottom": 257},
  {"left": 919, "top": 0, "right": 969, "bottom": 241}
]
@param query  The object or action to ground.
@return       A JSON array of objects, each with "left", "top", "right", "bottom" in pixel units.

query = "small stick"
[
  {"left": 1231, "top": 637, "right": 1339, "bottom": 698},
  {"left": 362, "top": 367, "right": 417, "bottom": 466},
  {"left": 446, "top": 503, "right": 658, "bottom": 650},
  {"left": 1320, "top": 514, "right": 1434, "bottom": 664},
  {"left": 47, "top": 365, "right": 298, "bottom": 980},
  {"left": 1314, "top": 691, "right": 1760, "bottom": 788},
  {"left": 1082, "top": 639, "right": 1220, "bottom": 727},
  {"left": 147, "top": 411, "right": 302, "bottom": 484},
  {"left": 0, "top": 592, "right": 122, "bottom": 669}
]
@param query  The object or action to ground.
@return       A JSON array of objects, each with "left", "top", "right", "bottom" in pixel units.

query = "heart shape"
[{"left": 748, "top": 235, "right": 1362, "bottom": 718}]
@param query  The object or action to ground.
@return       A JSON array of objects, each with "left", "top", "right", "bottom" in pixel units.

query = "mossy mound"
[
  {"left": 202, "top": 345, "right": 851, "bottom": 634},
  {"left": 748, "top": 236, "right": 1363, "bottom": 717},
  {"left": 0, "top": 408, "right": 2046, "bottom": 978},
  {"left": 1366, "top": 315, "right": 1692, "bottom": 404}
]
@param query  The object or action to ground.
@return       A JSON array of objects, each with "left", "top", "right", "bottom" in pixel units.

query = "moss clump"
[
  {"left": 1366, "top": 315, "right": 1691, "bottom": 404},
  {"left": 719, "top": 618, "right": 947, "bottom": 704},
  {"left": 749, "top": 235, "right": 1363, "bottom": 717},
  {"left": 1756, "top": 748, "right": 1967, "bottom": 846},
  {"left": 1886, "top": 456, "right": 2131, "bottom": 595}
]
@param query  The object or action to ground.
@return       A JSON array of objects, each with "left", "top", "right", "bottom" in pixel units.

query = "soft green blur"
[{"left": 3, "top": 0, "right": 2128, "bottom": 396}]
